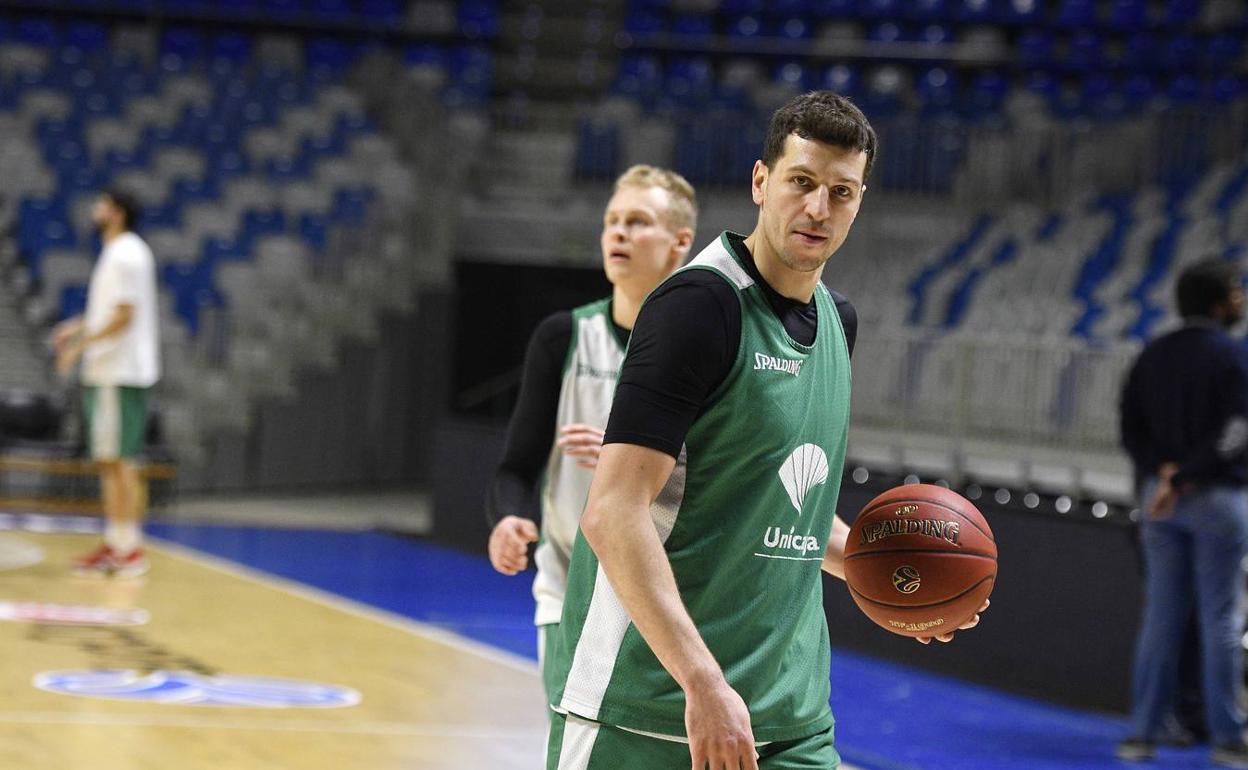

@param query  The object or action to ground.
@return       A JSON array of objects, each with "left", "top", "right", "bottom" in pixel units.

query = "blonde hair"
[{"left": 613, "top": 165, "right": 698, "bottom": 236}]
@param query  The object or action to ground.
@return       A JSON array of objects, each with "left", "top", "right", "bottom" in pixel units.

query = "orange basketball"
[{"left": 843, "top": 484, "right": 997, "bottom": 638}]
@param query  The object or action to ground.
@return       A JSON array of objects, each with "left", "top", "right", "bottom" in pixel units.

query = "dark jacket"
[{"left": 1120, "top": 322, "right": 1248, "bottom": 489}]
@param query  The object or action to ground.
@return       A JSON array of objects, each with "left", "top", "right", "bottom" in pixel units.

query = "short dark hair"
[
  {"left": 761, "top": 91, "right": 878, "bottom": 181},
  {"left": 101, "top": 187, "right": 141, "bottom": 231},
  {"left": 1176, "top": 258, "right": 1240, "bottom": 319}
]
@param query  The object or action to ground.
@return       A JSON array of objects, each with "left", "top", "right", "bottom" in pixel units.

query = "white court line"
[
  {"left": 0, "top": 710, "right": 539, "bottom": 740},
  {"left": 148, "top": 536, "right": 541, "bottom": 678}
]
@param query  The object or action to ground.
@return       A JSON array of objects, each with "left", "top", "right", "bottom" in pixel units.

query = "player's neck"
[
  {"left": 742, "top": 230, "right": 823, "bottom": 304},
  {"left": 611, "top": 286, "right": 644, "bottom": 330},
  {"left": 101, "top": 225, "right": 126, "bottom": 244}
]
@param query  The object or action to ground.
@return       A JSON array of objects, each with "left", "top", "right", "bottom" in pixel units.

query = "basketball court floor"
[{"left": 0, "top": 503, "right": 1224, "bottom": 769}]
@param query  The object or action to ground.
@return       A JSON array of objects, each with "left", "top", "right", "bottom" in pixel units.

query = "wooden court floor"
[{"left": 0, "top": 530, "right": 548, "bottom": 770}]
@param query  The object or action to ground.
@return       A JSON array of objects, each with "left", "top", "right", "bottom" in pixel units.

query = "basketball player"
[
  {"left": 53, "top": 188, "right": 160, "bottom": 578},
  {"left": 545, "top": 92, "right": 986, "bottom": 769},
  {"left": 486, "top": 165, "right": 698, "bottom": 697}
]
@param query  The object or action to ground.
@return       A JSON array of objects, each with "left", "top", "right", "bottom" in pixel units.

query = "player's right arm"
[
  {"left": 485, "top": 312, "right": 572, "bottom": 575},
  {"left": 51, "top": 316, "right": 84, "bottom": 352},
  {"left": 580, "top": 443, "right": 758, "bottom": 770}
]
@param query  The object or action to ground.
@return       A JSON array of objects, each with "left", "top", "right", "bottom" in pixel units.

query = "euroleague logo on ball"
[{"left": 892, "top": 565, "right": 921, "bottom": 594}]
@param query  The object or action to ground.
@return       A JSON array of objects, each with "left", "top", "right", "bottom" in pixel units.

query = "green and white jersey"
[
  {"left": 534, "top": 298, "right": 627, "bottom": 626},
  {"left": 550, "top": 233, "right": 852, "bottom": 743}
]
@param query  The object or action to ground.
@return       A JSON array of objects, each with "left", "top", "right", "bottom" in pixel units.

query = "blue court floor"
[{"left": 149, "top": 523, "right": 1223, "bottom": 770}]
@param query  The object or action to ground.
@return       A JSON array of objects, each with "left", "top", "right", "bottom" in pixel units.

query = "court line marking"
[
  {"left": 0, "top": 710, "right": 542, "bottom": 740},
  {"left": 147, "top": 536, "right": 541, "bottom": 678}
]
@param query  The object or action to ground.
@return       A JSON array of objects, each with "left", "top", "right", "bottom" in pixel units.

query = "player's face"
[
  {"left": 752, "top": 134, "right": 868, "bottom": 274},
  {"left": 91, "top": 196, "right": 118, "bottom": 231},
  {"left": 600, "top": 185, "right": 689, "bottom": 292}
]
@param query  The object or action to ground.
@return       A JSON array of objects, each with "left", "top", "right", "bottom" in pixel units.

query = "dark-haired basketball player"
[{"left": 545, "top": 92, "right": 986, "bottom": 770}]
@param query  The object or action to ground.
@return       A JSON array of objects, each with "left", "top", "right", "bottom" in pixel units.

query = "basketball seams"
[
  {"left": 856, "top": 496, "right": 994, "bottom": 542},
  {"left": 843, "top": 548, "right": 997, "bottom": 562},
  {"left": 846, "top": 574, "right": 994, "bottom": 611}
]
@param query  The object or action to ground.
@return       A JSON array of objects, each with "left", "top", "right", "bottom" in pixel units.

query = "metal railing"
[{"left": 851, "top": 329, "right": 1139, "bottom": 454}]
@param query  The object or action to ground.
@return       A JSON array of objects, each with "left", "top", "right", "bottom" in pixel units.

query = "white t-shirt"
[{"left": 82, "top": 231, "right": 161, "bottom": 388}]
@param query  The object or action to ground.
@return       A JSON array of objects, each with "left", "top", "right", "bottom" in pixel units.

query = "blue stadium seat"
[
  {"left": 1120, "top": 32, "right": 1157, "bottom": 71},
  {"left": 299, "top": 213, "right": 329, "bottom": 252},
  {"left": 1079, "top": 73, "right": 1115, "bottom": 116},
  {"left": 663, "top": 57, "right": 715, "bottom": 104},
  {"left": 1106, "top": 0, "right": 1148, "bottom": 29},
  {"left": 917, "top": 66, "right": 957, "bottom": 115},
  {"left": 574, "top": 119, "right": 619, "bottom": 181},
  {"left": 208, "top": 149, "right": 251, "bottom": 181},
  {"left": 16, "top": 18, "right": 59, "bottom": 48},
  {"left": 202, "top": 235, "right": 245, "bottom": 265},
  {"left": 172, "top": 177, "right": 219, "bottom": 208},
  {"left": 1207, "top": 34, "right": 1244, "bottom": 71},
  {"left": 65, "top": 22, "right": 107, "bottom": 53},
  {"left": 727, "top": 15, "right": 768, "bottom": 38},
  {"left": 672, "top": 15, "right": 714, "bottom": 37},
  {"left": 954, "top": 0, "right": 997, "bottom": 23},
  {"left": 963, "top": 70, "right": 1008, "bottom": 119},
  {"left": 1163, "top": 0, "right": 1199, "bottom": 25},
  {"left": 459, "top": 0, "right": 500, "bottom": 39},
  {"left": 360, "top": 0, "right": 404, "bottom": 25},
  {"left": 307, "top": 38, "right": 353, "bottom": 74},
  {"left": 161, "top": 28, "right": 205, "bottom": 61},
  {"left": 1054, "top": 0, "right": 1096, "bottom": 27},
  {"left": 240, "top": 209, "right": 287, "bottom": 246},
  {"left": 774, "top": 0, "right": 817, "bottom": 14},
  {"left": 774, "top": 17, "right": 813, "bottom": 39},
  {"left": 820, "top": 63, "right": 861, "bottom": 99},
  {"left": 905, "top": 0, "right": 947, "bottom": 20},
  {"left": 774, "top": 61, "right": 813, "bottom": 91},
  {"left": 1017, "top": 29, "right": 1054, "bottom": 69},
  {"left": 917, "top": 23, "right": 953, "bottom": 44},
  {"left": 59, "top": 285, "right": 89, "bottom": 322},
  {"left": 404, "top": 44, "right": 447, "bottom": 69},
  {"left": 310, "top": 0, "right": 356, "bottom": 23},
  {"left": 212, "top": 33, "right": 252, "bottom": 63},
  {"left": 861, "top": 0, "right": 902, "bottom": 20},
  {"left": 1024, "top": 69, "right": 1059, "bottom": 101},
  {"left": 721, "top": 0, "right": 767, "bottom": 13},
  {"left": 142, "top": 203, "right": 182, "bottom": 229},
  {"left": 1167, "top": 73, "right": 1203, "bottom": 103},
  {"left": 625, "top": 12, "right": 666, "bottom": 36},
  {"left": 1212, "top": 75, "right": 1244, "bottom": 104},
  {"left": 262, "top": 0, "right": 304, "bottom": 17},
  {"left": 1000, "top": 0, "right": 1043, "bottom": 24},
  {"left": 867, "top": 22, "right": 907, "bottom": 42},
  {"left": 812, "top": 0, "right": 860, "bottom": 18},
  {"left": 1122, "top": 74, "right": 1156, "bottom": 111},
  {"left": 1065, "top": 30, "right": 1104, "bottom": 72},
  {"left": 331, "top": 188, "right": 372, "bottom": 226},
  {"left": 1160, "top": 34, "right": 1198, "bottom": 72}
]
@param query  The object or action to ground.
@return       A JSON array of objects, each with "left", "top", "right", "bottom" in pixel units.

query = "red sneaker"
[
  {"left": 112, "top": 548, "right": 149, "bottom": 579},
  {"left": 71, "top": 544, "right": 116, "bottom": 577}
]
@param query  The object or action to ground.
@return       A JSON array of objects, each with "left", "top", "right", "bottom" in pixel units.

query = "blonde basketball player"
[{"left": 485, "top": 166, "right": 697, "bottom": 697}]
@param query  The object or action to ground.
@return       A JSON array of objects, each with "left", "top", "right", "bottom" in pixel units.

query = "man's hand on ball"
[{"left": 917, "top": 599, "right": 990, "bottom": 645}]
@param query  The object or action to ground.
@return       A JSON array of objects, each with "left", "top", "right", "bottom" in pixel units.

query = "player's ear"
[
  {"left": 751, "top": 160, "right": 767, "bottom": 206},
  {"left": 670, "top": 227, "right": 694, "bottom": 267}
]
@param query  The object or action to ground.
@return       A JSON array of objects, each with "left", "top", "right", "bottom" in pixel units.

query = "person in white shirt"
[{"left": 53, "top": 188, "right": 161, "bottom": 578}]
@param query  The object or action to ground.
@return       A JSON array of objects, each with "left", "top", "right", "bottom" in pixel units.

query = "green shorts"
[
  {"left": 539, "top": 623, "right": 560, "bottom": 704},
  {"left": 546, "top": 711, "right": 840, "bottom": 770},
  {"left": 83, "top": 385, "right": 149, "bottom": 461}
]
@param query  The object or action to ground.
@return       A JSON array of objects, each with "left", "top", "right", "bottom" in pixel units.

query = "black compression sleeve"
[
  {"left": 604, "top": 273, "right": 741, "bottom": 457},
  {"left": 484, "top": 312, "right": 573, "bottom": 526},
  {"left": 831, "top": 290, "right": 857, "bottom": 357}
]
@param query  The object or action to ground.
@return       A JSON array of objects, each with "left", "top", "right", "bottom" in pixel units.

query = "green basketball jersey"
[
  {"left": 550, "top": 232, "right": 853, "bottom": 743},
  {"left": 533, "top": 298, "right": 626, "bottom": 627}
]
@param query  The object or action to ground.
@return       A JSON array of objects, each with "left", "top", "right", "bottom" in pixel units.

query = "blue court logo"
[{"left": 34, "top": 670, "right": 362, "bottom": 708}]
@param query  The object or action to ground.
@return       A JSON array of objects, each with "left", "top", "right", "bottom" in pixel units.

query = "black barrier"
[
  {"left": 827, "top": 480, "right": 1140, "bottom": 714},
  {"left": 431, "top": 417, "right": 1144, "bottom": 713}
]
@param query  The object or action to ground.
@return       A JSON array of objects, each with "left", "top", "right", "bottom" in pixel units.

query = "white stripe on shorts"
[
  {"left": 91, "top": 385, "right": 121, "bottom": 461},
  {"left": 557, "top": 713, "right": 601, "bottom": 770}
]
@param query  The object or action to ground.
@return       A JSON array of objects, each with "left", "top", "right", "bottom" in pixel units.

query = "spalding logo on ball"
[{"left": 844, "top": 484, "right": 997, "bottom": 637}]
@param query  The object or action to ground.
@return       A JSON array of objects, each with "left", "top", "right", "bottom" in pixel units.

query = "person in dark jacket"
[{"left": 1118, "top": 258, "right": 1248, "bottom": 768}]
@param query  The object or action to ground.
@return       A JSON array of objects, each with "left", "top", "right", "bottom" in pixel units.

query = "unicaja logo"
[
  {"left": 757, "top": 444, "right": 829, "bottom": 561},
  {"left": 778, "top": 444, "right": 829, "bottom": 515}
]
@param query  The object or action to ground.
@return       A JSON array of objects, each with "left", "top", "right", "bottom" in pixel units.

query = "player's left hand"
[
  {"left": 557, "top": 424, "right": 606, "bottom": 469},
  {"left": 917, "top": 599, "right": 989, "bottom": 645},
  {"left": 56, "top": 343, "right": 83, "bottom": 376}
]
